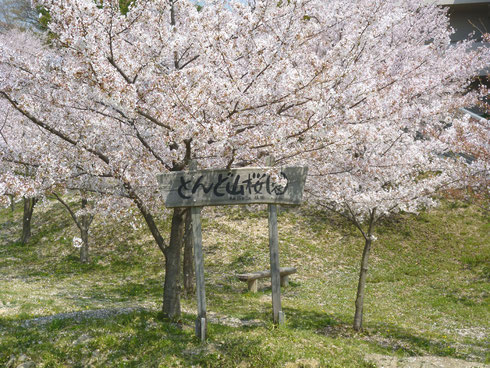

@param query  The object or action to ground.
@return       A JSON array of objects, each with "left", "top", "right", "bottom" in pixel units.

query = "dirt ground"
[{"left": 366, "top": 354, "right": 489, "bottom": 368}]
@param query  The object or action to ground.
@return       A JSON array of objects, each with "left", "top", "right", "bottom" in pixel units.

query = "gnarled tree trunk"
[
  {"left": 124, "top": 150, "right": 192, "bottom": 320},
  {"left": 127, "top": 186, "right": 181, "bottom": 319},
  {"left": 20, "top": 196, "right": 37, "bottom": 244},
  {"left": 162, "top": 207, "right": 186, "bottom": 320}
]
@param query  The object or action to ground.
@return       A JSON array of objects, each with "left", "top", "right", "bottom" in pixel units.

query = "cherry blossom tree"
[
  {"left": 442, "top": 112, "right": 490, "bottom": 205},
  {"left": 0, "top": 0, "right": 330, "bottom": 319},
  {"left": 0, "top": 0, "right": 487, "bottom": 324},
  {"left": 0, "top": 74, "right": 118, "bottom": 255},
  {"left": 52, "top": 191, "right": 94, "bottom": 263},
  {"left": 289, "top": 2, "right": 489, "bottom": 331}
]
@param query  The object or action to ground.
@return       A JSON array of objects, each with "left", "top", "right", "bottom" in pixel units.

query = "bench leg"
[
  {"left": 247, "top": 279, "right": 258, "bottom": 293},
  {"left": 280, "top": 275, "right": 289, "bottom": 287}
]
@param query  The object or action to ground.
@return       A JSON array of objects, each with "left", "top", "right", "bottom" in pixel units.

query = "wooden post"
[
  {"left": 248, "top": 279, "right": 258, "bottom": 293},
  {"left": 183, "top": 160, "right": 197, "bottom": 296},
  {"left": 268, "top": 203, "right": 283, "bottom": 324},
  {"left": 191, "top": 206, "right": 207, "bottom": 341},
  {"left": 266, "top": 156, "right": 283, "bottom": 325}
]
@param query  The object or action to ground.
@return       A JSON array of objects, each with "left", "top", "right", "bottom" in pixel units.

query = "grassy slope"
[{"left": 0, "top": 199, "right": 488, "bottom": 367}]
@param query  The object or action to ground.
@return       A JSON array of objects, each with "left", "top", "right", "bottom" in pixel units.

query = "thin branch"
[
  {"left": 53, "top": 192, "right": 82, "bottom": 230},
  {"left": 380, "top": 131, "right": 405, "bottom": 157},
  {"left": 132, "top": 123, "right": 172, "bottom": 170},
  {"left": 107, "top": 56, "right": 133, "bottom": 84},
  {"left": 243, "top": 63, "right": 271, "bottom": 94},
  {"left": 345, "top": 202, "right": 367, "bottom": 239},
  {"left": 136, "top": 109, "right": 173, "bottom": 131},
  {"left": 178, "top": 54, "right": 200, "bottom": 70}
]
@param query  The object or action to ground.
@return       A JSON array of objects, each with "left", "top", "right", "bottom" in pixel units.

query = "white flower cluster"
[{"left": 72, "top": 237, "right": 83, "bottom": 248}]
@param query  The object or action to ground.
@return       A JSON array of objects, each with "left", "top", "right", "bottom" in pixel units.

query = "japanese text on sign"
[{"left": 157, "top": 167, "right": 307, "bottom": 207}]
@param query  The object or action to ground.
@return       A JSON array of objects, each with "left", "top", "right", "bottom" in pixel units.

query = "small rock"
[
  {"left": 73, "top": 334, "right": 90, "bottom": 345},
  {"left": 366, "top": 353, "right": 397, "bottom": 368},
  {"left": 16, "top": 362, "right": 36, "bottom": 368},
  {"left": 17, "top": 355, "right": 28, "bottom": 363},
  {"left": 284, "top": 358, "right": 320, "bottom": 368}
]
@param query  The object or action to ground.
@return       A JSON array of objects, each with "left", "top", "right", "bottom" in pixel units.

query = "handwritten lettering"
[
  {"left": 178, "top": 176, "right": 192, "bottom": 199},
  {"left": 177, "top": 172, "right": 289, "bottom": 200}
]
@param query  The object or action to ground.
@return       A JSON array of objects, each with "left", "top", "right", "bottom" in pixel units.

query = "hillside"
[{"left": 0, "top": 199, "right": 488, "bottom": 367}]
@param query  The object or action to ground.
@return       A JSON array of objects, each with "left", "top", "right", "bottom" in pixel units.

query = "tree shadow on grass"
[
  {"left": 282, "top": 306, "right": 340, "bottom": 331},
  {"left": 283, "top": 307, "right": 487, "bottom": 362},
  {"left": 0, "top": 309, "right": 274, "bottom": 368}
]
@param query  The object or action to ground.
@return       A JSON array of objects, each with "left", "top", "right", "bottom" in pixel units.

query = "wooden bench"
[{"left": 236, "top": 267, "right": 297, "bottom": 293}]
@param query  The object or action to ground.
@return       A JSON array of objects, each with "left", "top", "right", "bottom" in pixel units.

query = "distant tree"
[
  {"left": 0, "top": 103, "right": 42, "bottom": 244},
  {"left": 20, "top": 181, "right": 37, "bottom": 244}
]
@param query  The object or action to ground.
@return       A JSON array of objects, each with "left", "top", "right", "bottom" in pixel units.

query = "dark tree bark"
[
  {"left": 20, "top": 196, "right": 37, "bottom": 244},
  {"left": 9, "top": 195, "right": 15, "bottom": 212},
  {"left": 162, "top": 207, "right": 186, "bottom": 320},
  {"left": 353, "top": 209, "right": 376, "bottom": 331},
  {"left": 79, "top": 224, "right": 90, "bottom": 263},
  {"left": 353, "top": 236, "right": 372, "bottom": 331},
  {"left": 182, "top": 209, "right": 195, "bottom": 296},
  {"left": 79, "top": 196, "right": 93, "bottom": 263}
]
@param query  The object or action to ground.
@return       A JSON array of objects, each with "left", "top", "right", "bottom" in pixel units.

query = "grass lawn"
[{"left": 0, "top": 198, "right": 488, "bottom": 367}]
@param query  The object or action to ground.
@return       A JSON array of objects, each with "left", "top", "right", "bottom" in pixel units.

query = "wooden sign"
[
  {"left": 157, "top": 167, "right": 308, "bottom": 208},
  {"left": 157, "top": 161, "right": 308, "bottom": 341}
]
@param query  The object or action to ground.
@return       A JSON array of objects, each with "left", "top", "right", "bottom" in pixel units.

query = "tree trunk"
[
  {"left": 162, "top": 207, "right": 186, "bottom": 320},
  {"left": 80, "top": 224, "right": 89, "bottom": 263},
  {"left": 9, "top": 195, "right": 15, "bottom": 212},
  {"left": 20, "top": 196, "right": 37, "bottom": 244},
  {"left": 182, "top": 209, "right": 195, "bottom": 296},
  {"left": 79, "top": 196, "right": 93, "bottom": 263},
  {"left": 353, "top": 236, "right": 372, "bottom": 331}
]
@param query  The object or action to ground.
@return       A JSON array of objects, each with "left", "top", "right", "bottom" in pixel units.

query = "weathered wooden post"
[
  {"left": 187, "top": 161, "right": 207, "bottom": 341},
  {"left": 266, "top": 156, "right": 284, "bottom": 325},
  {"left": 157, "top": 163, "right": 307, "bottom": 340},
  {"left": 191, "top": 206, "right": 207, "bottom": 341}
]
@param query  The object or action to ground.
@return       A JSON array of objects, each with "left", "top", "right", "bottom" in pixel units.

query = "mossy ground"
[{"left": 0, "top": 198, "right": 488, "bottom": 367}]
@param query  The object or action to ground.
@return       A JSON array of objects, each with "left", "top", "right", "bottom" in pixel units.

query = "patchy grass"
[{"left": 0, "top": 199, "right": 488, "bottom": 367}]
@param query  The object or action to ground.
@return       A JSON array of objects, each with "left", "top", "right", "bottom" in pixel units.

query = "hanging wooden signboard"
[
  {"left": 158, "top": 163, "right": 307, "bottom": 342},
  {"left": 157, "top": 167, "right": 308, "bottom": 208}
]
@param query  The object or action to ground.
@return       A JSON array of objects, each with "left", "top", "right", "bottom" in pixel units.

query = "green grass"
[{"left": 0, "top": 199, "right": 488, "bottom": 367}]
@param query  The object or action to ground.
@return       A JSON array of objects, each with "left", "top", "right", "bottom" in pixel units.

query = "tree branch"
[
  {"left": 0, "top": 91, "right": 111, "bottom": 165},
  {"left": 53, "top": 192, "right": 82, "bottom": 230}
]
